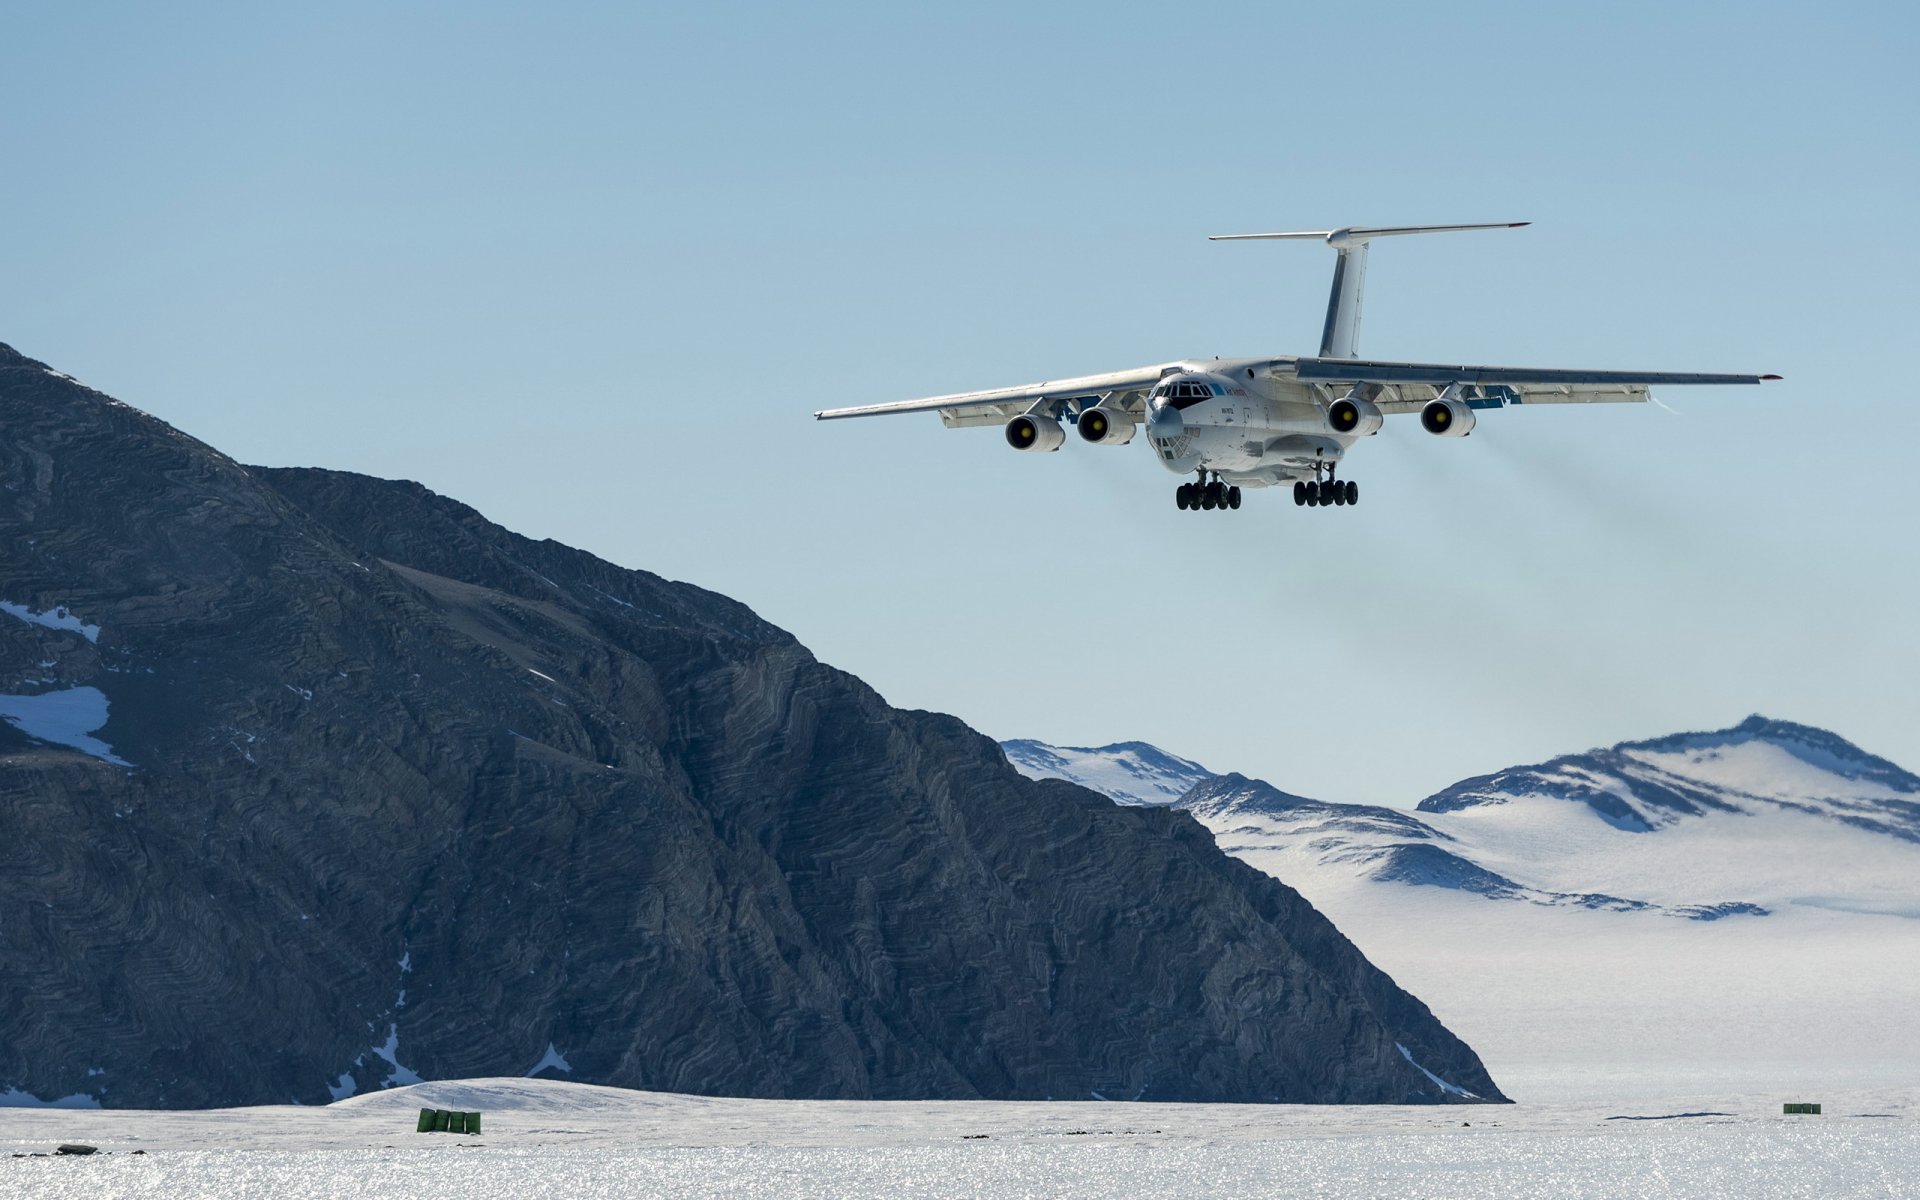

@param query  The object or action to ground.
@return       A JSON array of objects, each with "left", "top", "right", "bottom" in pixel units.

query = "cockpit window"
[{"left": 1166, "top": 380, "right": 1214, "bottom": 410}]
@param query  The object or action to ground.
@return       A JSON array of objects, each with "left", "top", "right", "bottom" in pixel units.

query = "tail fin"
[{"left": 1209, "top": 222, "right": 1529, "bottom": 358}]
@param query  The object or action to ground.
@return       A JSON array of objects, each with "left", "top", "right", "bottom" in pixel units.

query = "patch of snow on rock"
[
  {"left": 371, "top": 1025, "right": 423, "bottom": 1088},
  {"left": 0, "top": 599, "right": 100, "bottom": 643},
  {"left": 527, "top": 1043, "right": 573, "bottom": 1077},
  {"left": 1396, "top": 1042, "right": 1478, "bottom": 1099},
  {"left": 0, "top": 1086, "right": 101, "bottom": 1109},
  {"left": 0, "top": 686, "right": 131, "bottom": 765}
]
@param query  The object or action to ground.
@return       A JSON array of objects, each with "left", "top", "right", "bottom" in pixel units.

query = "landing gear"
[
  {"left": 1174, "top": 474, "right": 1241, "bottom": 512},
  {"left": 1295, "top": 471, "right": 1358, "bottom": 510}
]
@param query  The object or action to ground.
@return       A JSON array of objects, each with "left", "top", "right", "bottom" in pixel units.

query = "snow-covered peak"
[
  {"left": 1000, "top": 739, "right": 1213, "bottom": 807},
  {"left": 1418, "top": 716, "right": 1919, "bottom": 841}
]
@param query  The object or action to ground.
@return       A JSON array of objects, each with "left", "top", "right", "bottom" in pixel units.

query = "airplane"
[{"left": 813, "top": 223, "right": 1778, "bottom": 511}]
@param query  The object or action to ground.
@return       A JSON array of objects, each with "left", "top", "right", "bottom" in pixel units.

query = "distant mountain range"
[
  {"left": 1005, "top": 716, "right": 1920, "bottom": 918},
  {"left": 0, "top": 341, "right": 1502, "bottom": 1109},
  {"left": 1004, "top": 720, "right": 1920, "bottom": 1100}
]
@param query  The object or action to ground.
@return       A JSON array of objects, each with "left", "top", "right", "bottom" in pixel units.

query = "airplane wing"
[
  {"left": 814, "top": 364, "right": 1171, "bottom": 429},
  {"left": 1291, "top": 357, "right": 1778, "bottom": 412}
]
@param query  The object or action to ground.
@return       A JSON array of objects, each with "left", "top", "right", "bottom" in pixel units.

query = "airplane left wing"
[
  {"left": 1287, "top": 357, "right": 1779, "bottom": 413},
  {"left": 814, "top": 364, "right": 1171, "bottom": 429}
]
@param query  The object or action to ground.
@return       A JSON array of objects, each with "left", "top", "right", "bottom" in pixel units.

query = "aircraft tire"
[
  {"left": 1176, "top": 484, "right": 1192, "bottom": 510},
  {"left": 1228, "top": 487, "right": 1241, "bottom": 510},
  {"left": 1293, "top": 482, "right": 1307, "bottom": 506},
  {"left": 1345, "top": 480, "right": 1358, "bottom": 506}
]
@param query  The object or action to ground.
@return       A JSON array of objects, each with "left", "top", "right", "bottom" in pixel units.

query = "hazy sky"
[{"left": 4, "top": 1, "right": 1915, "bottom": 805}]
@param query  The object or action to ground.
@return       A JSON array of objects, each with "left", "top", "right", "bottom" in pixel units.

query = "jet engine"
[
  {"left": 1327, "top": 396, "right": 1384, "bottom": 436},
  {"left": 1005, "top": 413, "right": 1065, "bottom": 452},
  {"left": 1420, "top": 398, "right": 1475, "bottom": 437},
  {"left": 1076, "top": 406, "right": 1136, "bottom": 446}
]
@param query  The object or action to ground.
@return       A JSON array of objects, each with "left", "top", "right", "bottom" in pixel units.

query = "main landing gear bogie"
[
  {"left": 1175, "top": 478, "right": 1241, "bottom": 512},
  {"left": 1293, "top": 479, "right": 1359, "bottom": 508}
]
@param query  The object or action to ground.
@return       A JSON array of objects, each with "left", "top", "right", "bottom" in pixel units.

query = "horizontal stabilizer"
[
  {"left": 1207, "top": 222, "right": 1529, "bottom": 243},
  {"left": 1210, "top": 222, "right": 1529, "bottom": 357}
]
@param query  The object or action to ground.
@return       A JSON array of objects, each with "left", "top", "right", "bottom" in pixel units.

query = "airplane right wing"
[{"left": 814, "top": 364, "right": 1171, "bottom": 429}]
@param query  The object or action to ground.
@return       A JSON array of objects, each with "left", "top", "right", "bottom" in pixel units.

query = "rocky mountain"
[{"left": 0, "top": 342, "right": 1503, "bottom": 1108}]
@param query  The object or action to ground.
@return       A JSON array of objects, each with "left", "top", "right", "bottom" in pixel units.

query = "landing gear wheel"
[
  {"left": 1345, "top": 480, "right": 1358, "bottom": 506},
  {"left": 1293, "top": 481, "right": 1307, "bottom": 506},
  {"left": 1176, "top": 483, "right": 1193, "bottom": 510},
  {"left": 1332, "top": 480, "right": 1347, "bottom": 506},
  {"left": 1199, "top": 486, "right": 1216, "bottom": 510},
  {"left": 1227, "top": 486, "right": 1241, "bottom": 510},
  {"left": 1206, "top": 481, "right": 1226, "bottom": 509}
]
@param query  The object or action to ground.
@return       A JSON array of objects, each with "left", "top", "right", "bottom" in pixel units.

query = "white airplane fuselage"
[{"left": 1139, "top": 361, "right": 1350, "bottom": 488}]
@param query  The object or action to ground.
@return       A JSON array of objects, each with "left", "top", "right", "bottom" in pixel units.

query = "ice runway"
[{"left": 4, "top": 1079, "right": 1915, "bottom": 1198}]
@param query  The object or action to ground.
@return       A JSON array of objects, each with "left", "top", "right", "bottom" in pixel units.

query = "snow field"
[{"left": 1, "top": 1079, "right": 1914, "bottom": 1199}]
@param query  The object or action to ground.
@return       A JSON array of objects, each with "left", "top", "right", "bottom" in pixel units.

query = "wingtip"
[
  {"left": 1761, "top": 374, "right": 1783, "bottom": 381},
  {"left": 1510, "top": 221, "right": 1532, "bottom": 228}
]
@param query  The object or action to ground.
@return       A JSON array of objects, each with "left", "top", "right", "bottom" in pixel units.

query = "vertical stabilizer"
[{"left": 1208, "top": 222, "right": 1529, "bottom": 359}]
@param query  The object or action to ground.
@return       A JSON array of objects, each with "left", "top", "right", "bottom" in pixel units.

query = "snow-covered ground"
[{"left": 2, "top": 1078, "right": 1913, "bottom": 1199}]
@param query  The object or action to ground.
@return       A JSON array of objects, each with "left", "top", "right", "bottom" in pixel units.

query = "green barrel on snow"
[{"left": 415, "top": 1107, "right": 484, "bottom": 1133}]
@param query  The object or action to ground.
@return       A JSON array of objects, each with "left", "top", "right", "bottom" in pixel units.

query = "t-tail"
[{"left": 1208, "top": 222, "right": 1530, "bottom": 359}]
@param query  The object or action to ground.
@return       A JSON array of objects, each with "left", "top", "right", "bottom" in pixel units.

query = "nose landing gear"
[{"left": 1175, "top": 473, "right": 1240, "bottom": 512}]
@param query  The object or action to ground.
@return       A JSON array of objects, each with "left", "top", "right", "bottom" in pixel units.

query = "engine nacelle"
[
  {"left": 1420, "top": 398, "right": 1476, "bottom": 437},
  {"left": 1076, "top": 406, "right": 1136, "bottom": 446},
  {"left": 1327, "top": 396, "right": 1384, "bottom": 437},
  {"left": 1005, "top": 413, "right": 1065, "bottom": 452}
]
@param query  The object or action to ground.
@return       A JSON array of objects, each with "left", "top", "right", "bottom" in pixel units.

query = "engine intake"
[
  {"left": 1328, "top": 396, "right": 1384, "bottom": 436},
  {"left": 1005, "top": 414, "right": 1065, "bottom": 452},
  {"left": 1420, "top": 398, "right": 1475, "bottom": 437},
  {"left": 1076, "top": 406, "right": 1136, "bottom": 446}
]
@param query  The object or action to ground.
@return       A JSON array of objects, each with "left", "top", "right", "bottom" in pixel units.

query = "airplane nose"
[{"left": 1145, "top": 403, "right": 1184, "bottom": 438}]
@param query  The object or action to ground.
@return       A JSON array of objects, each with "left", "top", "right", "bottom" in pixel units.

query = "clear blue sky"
[{"left": 5, "top": 1, "right": 1916, "bottom": 805}]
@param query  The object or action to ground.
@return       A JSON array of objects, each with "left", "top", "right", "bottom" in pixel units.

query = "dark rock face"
[{"left": 0, "top": 343, "right": 1506, "bottom": 1108}]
